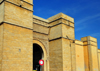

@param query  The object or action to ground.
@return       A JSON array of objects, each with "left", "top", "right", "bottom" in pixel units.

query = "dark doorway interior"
[{"left": 33, "top": 43, "right": 43, "bottom": 71}]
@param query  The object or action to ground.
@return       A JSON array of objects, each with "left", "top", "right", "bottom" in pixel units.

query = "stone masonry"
[{"left": 0, "top": 0, "right": 100, "bottom": 71}]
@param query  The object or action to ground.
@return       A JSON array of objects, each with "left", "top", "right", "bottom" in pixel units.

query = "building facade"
[{"left": 0, "top": 0, "right": 100, "bottom": 71}]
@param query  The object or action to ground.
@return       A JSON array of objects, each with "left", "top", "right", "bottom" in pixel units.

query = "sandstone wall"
[
  {"left": 49, "top": 13, "right": 76, "bottom": 71},
  {"left": 81, "top": 36, "right": 99, "bottom": 71},
  {"left": 2, "top": 23, "right": 33, "bottom": 71},
  {"left": 4, "top": 1, "right": 33, "bottom": 29},
  {"left": 0, "top": 24, "right": 4, "bottom": 71},
  {"left": 75, "top": 40, "right": 85, "bottom": 71},
  {"left": 49, "top": 39, "right": 63, "bottom": 71},
  {"left": 98, "top": 50, "right": 100, "bottom": 71},
  {"left": 0, "top": 2, "right": 4, "bottom": 23}
]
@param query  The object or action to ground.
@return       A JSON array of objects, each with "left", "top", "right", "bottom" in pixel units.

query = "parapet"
[
  {"left": 75, "top": 40, "right": 83, "bottom": 46},
  {"left": 81, "top": 36, "right": 97, "bottom": 46},
  {"left": 47, "top": 13, "right": 74, "bottom": 23}
]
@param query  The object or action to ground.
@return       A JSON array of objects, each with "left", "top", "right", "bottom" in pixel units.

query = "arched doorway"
[
  {"left": 33, "top": 40, "right": 48, "bottom": 71},
  {"left": 33, "top": 43, "right": 44, "bottom": 71}
]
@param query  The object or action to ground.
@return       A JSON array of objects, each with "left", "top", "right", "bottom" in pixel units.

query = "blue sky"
[{"left": 33, "top": 0, "right": 100, "bottom": 49}]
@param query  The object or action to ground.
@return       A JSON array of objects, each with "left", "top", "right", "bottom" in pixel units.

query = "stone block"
[
  {"left": 6, "top": 0, "right": 21, "bottom": 5},
  {"left": 89, "top": 41, "right": 97, "bottom": 46},
  {"left": 62, "top": 24, "right": 75, "bottom": 39},
  {"left": 61, "top": 13, "right": 74, "bottom": 22},
  {"left": 0, "top": 2, "right": 4, "bottom": 23},
  {"left": 2, "top": 23, "right": 33, "bottom": 71},
  {"left": 75, "top": 40, "right": 83, "bottom": 45},
  {"left": 0, "top": 24, "right": 4, "bottom": 71},
  {"left": 75, "top": 43, "right": 85, "bottom": 71},
  {"left": 81, "top": 37, "right": 88, "bottom": 41},
  {"left": 4, "top": 1, "right": 33, "bottom": 29},
  {"left": 49, "top": 39, "right": 63, "bottom": 70},
  {"left": 21, "top": 1, "right": 33, "bottom": 10},
  {"left": 90, "top": 45, "right": 99, "bottom": 71},
  {"left": 48, "top": 13, "right": 74, "bottom": 23},
  {"left": 69, "top": 22, "right": 74, "bottom": 27},
  {"left": 98, "top": 50, "right": 100, "bottom": 71},
  {"left": 89, "top": 36, "right": 97, "bottom": 42},
  {"left": 49, "top": 19, "right": 62, "bottom": 26},
  {"left": 33, "top": 24, "right": 49, "bottom": 34},
  {"left": 33, "top": 32, "right": 48, "bottom": 40},
  {"left": 62, "top": 38, "right": 71, "bottom": 71},
  {"left": 49, "top": 24, "right": 62, "bottom": 40},
  {"left": 23, "top": 0, "right": 33, "bottom": 4}
]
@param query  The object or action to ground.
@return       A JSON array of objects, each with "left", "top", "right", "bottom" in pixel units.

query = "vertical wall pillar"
[
  {"left": 75, "top": 40, "right": 85, "bottom": 71},
  {"left": 49, "top": 13, "right": 76, "bottom": 71},
  {"left": 81, "top": 36, "right": 99, "bottom": 71},
  {"left": 98, "top": 50, "right": 100, "bottom": 71},
  {"left": 0, "top": 0, "right": 33, "bottom": 71}
]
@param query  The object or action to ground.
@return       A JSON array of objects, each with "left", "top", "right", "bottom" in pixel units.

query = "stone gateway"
[{"left": 0, "top": 0, "right": 100, "bottom": 71}]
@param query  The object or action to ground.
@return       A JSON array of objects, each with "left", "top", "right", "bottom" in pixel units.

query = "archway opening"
[{"left": 33, "top": 43, "right": 44, "bottom": 71}]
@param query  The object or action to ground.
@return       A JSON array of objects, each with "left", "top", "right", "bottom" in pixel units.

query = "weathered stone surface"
[
  {"left": 6, "top": 0, "right": 20, "bottom": 5},
  {"left": 4, "top": 2, "right": 33, "bottom": 29},
  {"left": 2, "top": 23, "right": 33, "bottom": 71},
  {"left": 0, "top": 24, "right": 4, "bottom": 71},
  {"left": 71, "top": 42, "right": 76, "bottom": 71},
  {"left": 81, "top": 36, "right": 99, "bottom": 71},
  {"left": 0, "top": 2, "right": 4, "bottom": 23},
  {"left": 49, "top": 24, "right": 62, "bottom": 40},
  {"left": 83, "top": 46, "right": 89, "bottom": 71},
  {"left": 81, "top": 37, "right": 87, "bottom": 41},
  {"left": 75, "top": 40, "right": 85, "bottom": 71},
  {"left": 21, "top": 1, "right": 33, "bottom": 11},
  {"left": 98, "top": 50, "right": 100, "bottom": 71},
  {"left": 62, "top": 38, "right": 71, "bottom": 71},
  {"left": 90, "top": 45, "right": 99, "bottom": 71},
  {"left": 89, "top": 36, "right": 97, "bottom": 42},
  {"left": 49, "top": 19, "right": 62, "bottom": 26},
  {"left": 49, "top": 39, "right": 63, "bottom": 71},
  {"left": 48, "top": 13, "right": 74, "bottom": 23},
  {"left": 33, "top": 24, "right": 49, "bottom": 34},
  {"left": 75, "top": 40, "right": 83, "bottom": 45},
  {"left": 33, "top": 32, "right": 48, "bottom": 40},
  {"left": 62, "top": 24, "right": 75, "bottom": 39},
  {"left": 23, "top": 0, "right": 33, "bottom": 4}
]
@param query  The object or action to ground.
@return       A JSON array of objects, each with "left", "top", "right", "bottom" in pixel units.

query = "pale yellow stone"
[
  {"left": 21, "top": 1, "right": 33, "bottom": 11},
  {"left": 33, "top": 24, "right": 49, "bottom": 34},
  {"left": 75, "top": 40, "right": 83, "bottom": 45},
  {"left": 0, "top": 24, "right": 4, "bottom": 71},
  {"left": 6, "top": 0, "right": 21, "bottom": 5},
  {"left": 49, "top": 24, "right": 62, "bottom": 40},
  {"left": 2, "top": 23, "right": 33, "bottom": 71},
  {"left": 98, "top": 50, "right": 100, "bottom": 71},
  {"left": 48, "top": 13, "right": 74, "bottom": 23},
  {"left": 49, "top": 39, "right": 63, "bottom": 70},
  {"left": 75, "top": 43, "right": 85, "bottom": 71},
  {"left": 0, "top": 2, "right": 4, "bottom": 23},
  {"left": 4, "top": 2, "right": 33, "bottom": 29},
  {"left": 62, "top": 24, "right": 75, "bottom": 39},
  {"left": 23, "top": 0, "right": 33, "bottom": 4},
  {"left": 81, "top": 37, "right": 88, "bottom": 41},
  {"left": 89, "top": 36, "right": 97, "bottom": 42}
]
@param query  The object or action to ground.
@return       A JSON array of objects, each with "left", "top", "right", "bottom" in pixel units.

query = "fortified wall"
[{"left": 0, "top": 0, "right": 100, "bottom": 71}]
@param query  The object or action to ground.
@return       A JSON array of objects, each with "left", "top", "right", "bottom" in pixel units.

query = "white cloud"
[
  {"left": 90, "top": 33, "right": 100, "bottom": 37},
  {"left": 75, "top": 13, "right": 100, "bottom": 25},
  {"left": 75, "top": 26, "right": 86, "bottom": 31}
]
